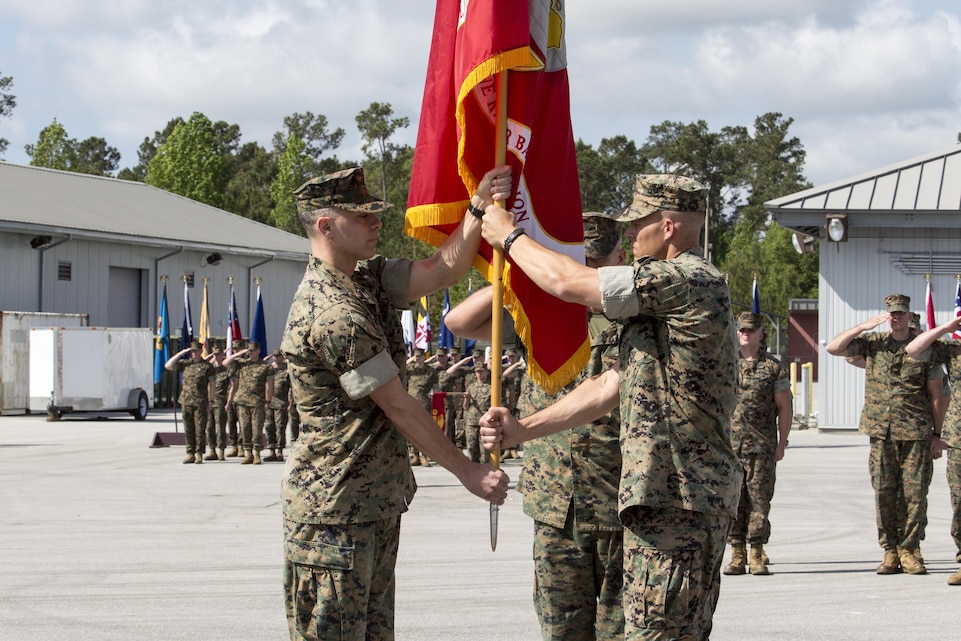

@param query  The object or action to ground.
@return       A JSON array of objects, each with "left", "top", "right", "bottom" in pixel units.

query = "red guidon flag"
[
  {"left": 431, "top": 392, "right": 447, "bottom": 433},
  {"left": 406, "top": 0, "right": 588, "bottom": 394}
]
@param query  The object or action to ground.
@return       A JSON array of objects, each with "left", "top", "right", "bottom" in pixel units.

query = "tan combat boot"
[
  {"left": 898, "top": 548, "right": 926, "bottom": 575},
  {"left": 194, "top": 452, "right": 203, "bottom": 464},
  {"left": 750, "top": 544, "right": 770, "bottom": 575},
  {"left": 948, "top": 568, "right": 961, "bottom": 586},
  {"left": 253, "top": 450, "right": 262, "bottom": 465},
  {"left": 204, "top": 448, "right": 218, "bottom": 461},
  {"left": 226, "top": 446, "right": 240, "bottom": 458},
  {"left": 217, "top": 449, "right": 225, "bottom": 461},
  {"left": 723, "top": 543, "right": 746, "bottom": 575},
  {"left": 262, "top": 449, "right": 278, "bottom": 462},
  {"left": 183, "top": 453, "right": 195, "bottom": 464},
  {"left": 876, "top": 548, "right": 901, "bottom": 574},
  {"left": 419, "top": 454, "right": 431, "bottom": 467},
  {"left": 241, "top": 450, "right": 254, "bottom": 465},
  {"left": 275, "top": 449, "right": 284, "bottom": 462}
]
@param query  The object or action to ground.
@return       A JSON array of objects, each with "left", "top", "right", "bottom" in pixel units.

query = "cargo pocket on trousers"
[{"left": 286, "top": 537, "right": 355, "bottom": 571}]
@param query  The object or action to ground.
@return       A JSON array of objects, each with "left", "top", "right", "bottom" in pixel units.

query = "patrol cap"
[
  {"left": 582, "top": 211, "right": 621, "bottom": 260},
  {"left": 737, "top": 312, "right": 762, "bottom": 331},
  {"left": 211, "top": 346, "right": 224, "bottom": 355},
  {"left": 231, "top": 339, "right": 244, "bottom": 349},
  {"left": 435, "top": 347, "right": 449, "bottom": 355},
  {"left": 293, "top": 167, "right": 392, "bottom": 215},
  {"left": 884, "top": 294, "right": 911, "bottom": 313},
  {"left": 273, "top": 348, "right": 283, "bottom": 357},
  {"left": 473, "top": 359, "right": 488, "bottom": 370},
  {"left": 248, "top": 341, "right": 261, "bottom": 350},
  {"left": 909, "top": 313, "right": 921, "bottom": 330},
  {"left": 189, "top": 339, "right": 203, "bottom": 350},
  {"left": 616, "top": 174, "right": 708, "bottom": 222}
]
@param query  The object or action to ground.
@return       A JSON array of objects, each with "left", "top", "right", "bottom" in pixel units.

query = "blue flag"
[
  {"left": 251, "top": 283, "right": 267, "bottom": 356},
  {"left": 179, "top": 280, "right": 194, "bottom": 354},
  {"left": 153, "top": 283, "right": 171, "bottom": 384},
  {"left": 438, "top": 289, "right": 455, "bottom": 351},
  {"left": 752, "top": 277, "right": 761, "bottom": 314}
]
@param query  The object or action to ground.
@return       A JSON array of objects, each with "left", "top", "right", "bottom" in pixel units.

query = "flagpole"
[{"left": 488, "top": 70, "right": 509, "bottom": 552}]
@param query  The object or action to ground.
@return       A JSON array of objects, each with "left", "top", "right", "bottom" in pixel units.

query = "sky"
[{"left": 1, "top": 0, "right": 959, "bottom": 188}]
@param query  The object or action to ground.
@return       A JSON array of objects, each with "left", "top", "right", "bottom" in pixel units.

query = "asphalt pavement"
[{"left": 1, "top": 410, "right": 958, "bottom": 640}]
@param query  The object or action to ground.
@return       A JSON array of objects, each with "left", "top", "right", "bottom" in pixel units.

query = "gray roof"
[
  {"left": 766, "top": 144, "right": 961, "bottom": 238},
  {"left": 0, "top": 162, "right": 308, "bottom": 260}
]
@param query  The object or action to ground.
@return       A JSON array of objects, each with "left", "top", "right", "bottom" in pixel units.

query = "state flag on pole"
[
  {"left": 199, "top": 281, "right": 211, "bottom": 358},
  {"left": 415, "top": 296, "right": 431, "bottom": 351},
  {"left": 251, "top": 283, "right": 267, "bottom": 356},
  {"left": 226, "top": 282, "right": 243, "bottom": 356},
  {"left": 431, "top": 392, "right": 447, "bottom": 433},
  {"left": 926, "top": 279, "right": 936, "bottom": 332},
  {"left": 752, "top": 277, "right": 761, "bottom": 314},
  {"left": 954, "top": 281, "right": 961, "bottom": 340},
  {"left": 401, "top": 310, "right": 416, "bottom": 356},
  {"left": 405, "top": 0, "right": 588, "bottom": 394},
  {"left": 180, "top": 280, "right": 194, "bottom": 354},
  {"left": 438, "top": 289, "right": 455, "bottom": 351},
  {"left": 153, "top": 282, "right": 170, "bottom": 384}
]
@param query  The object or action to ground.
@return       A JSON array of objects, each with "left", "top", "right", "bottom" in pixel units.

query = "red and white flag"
[
  {"left": 415, "top": 296, "right": 431, "bottom": 351},
  {"left": 926, "top": 280, "right": 936, "bottom": 332},
  {"left": 406, "top": 0, "right": 588, "bottom": 393}
]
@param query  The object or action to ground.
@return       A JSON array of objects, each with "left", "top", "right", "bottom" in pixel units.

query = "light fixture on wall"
[
  {"left": 30, "top": 235, "right": 53, "bottom": 249},
  {"left": 825, "top": 214, "right": 848, "bottom": 242},
  {"left": 792, "top": 232, "right": 816, "bottom": 254},
  {"left": 204, "top": 252, "right": 223, "bottom": 266}
]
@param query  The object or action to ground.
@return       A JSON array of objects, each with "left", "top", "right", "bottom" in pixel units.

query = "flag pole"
[{"left": 488, "top": 70, "right": 508, "bottom": 551}]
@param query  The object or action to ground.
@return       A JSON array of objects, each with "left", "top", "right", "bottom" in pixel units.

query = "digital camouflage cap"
[
  {"left": 737, "top": 312, "right": 762, "bottom": 331},
  {"left": 293, "top": 167, "right": 392, "bottom": 215},
  {"left": 909, "top": 313, "right": 921, "bottom": 330},
  {"left": 616, "top": 174, "right": 708, "bottom": 222},
  {"left": 884, "top": 294, "right": 910, "bottom": 313},
  {"left": 582, "top": 211, "right": 621, "bottom": 260}
]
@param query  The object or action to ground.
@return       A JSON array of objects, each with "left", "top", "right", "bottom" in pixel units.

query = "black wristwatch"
[
  {"left": 502, "top": 227, "right": 527, "bottom": 255},
  {"left": 468, "top": 202, "right": 485, "bottom": 219}
]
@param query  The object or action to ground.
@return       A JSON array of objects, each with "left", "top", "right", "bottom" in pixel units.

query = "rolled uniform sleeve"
[
  {"left": 341, "top": 350, "right": 399, "bottom": 400},
  {"left": 598, "top": 265, "right": 639, "bottom": 319}
]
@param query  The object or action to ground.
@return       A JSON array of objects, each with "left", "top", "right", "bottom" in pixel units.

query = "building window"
[{"left": 58, "top": 261, "right": 72, "bottom": 281}]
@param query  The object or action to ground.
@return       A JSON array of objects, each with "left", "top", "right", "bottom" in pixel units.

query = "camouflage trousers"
[
  {"left": 227, "top": 402, "right": 240, "bottom": 447},
  {"left": 206, "top": 402, "right": 227, "bottom": 450},
  {"left": 284, "top": 516, "right": 401, "bottom": 641},
  {"left": 532, "top": 519, "right": 624, "bottom": 641},
  {"left": 464, "top": 423, "right": 489, "bottom": 464},
  {"left": 621, "top": 506, "right": 730, "bottom": 641},
  {"left": 947, "top": 448, "right": 961, "bottom": 554},
  {"left": 289, "top": 407, "right": 301, "bottom": 442},
  {"left": 266, "top": 406, "right": 289, "bottom": 449},
  {"left": 237, "top": 403, "right": 265, "bottom": 452},
  {"left": 728, "top": 451, "right": 776, "bottom": 545},
  {"left": 869, "top": 437, "right": 931, "bottom": 550},
  {"left": 181, "top": 403, "right": 207, "bottom": 455}
]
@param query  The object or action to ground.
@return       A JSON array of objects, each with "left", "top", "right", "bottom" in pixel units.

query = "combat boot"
[
  {"left": 204, "top": 448, "right": 218, "bottom": 461},
  {"left": 761, "top": 549, "right": 770, "bottom": 565},
  {"left": 898, "top": 548, "right": 926, "bottom": 575},
  {"left": 183, "top": 453, "right": 195, "bottom": 464},
  {"left": 275, "top": 449, "right": 284, "bottom": 462},
  {"left": 253, "top": 450, "right": 262, "bottom": 465},
  {"left": 948, "top": 568, "right": 961, "bottom": 585},
  {"left": 262, "top": 450, "right": 278, "bottom": 462},
  {"left": 241, "top": 450, "right": 254, "bottom": 465},
  {"left": 876, "top": 548, "right": 901, "bottom": 574},
  {"left": 419, "top": 454, "right": 431, "bottom": 467},
  {"left": 723, "top": 543, "right": 746, "bottom": 575},
  {"left": 226, "top": 446, "right": 240, "bottom": 458},
  {"left": 750, "top": 544, "right": 770, "bottom": 575},
  {"left": 194, "top": 453, "right": 203, "bottom": 464},
  {"left": 217, "top": 449, "right": 225, "bottom": 461}
]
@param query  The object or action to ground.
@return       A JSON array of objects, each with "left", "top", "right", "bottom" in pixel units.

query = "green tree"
[
  {"left": 72, "top": 137, "right": 121, "bottom": 176},
  {"left": 269, "top": 135, "right": 313, "bottom": 235},
  {"left": 225, "top": 141, "right": 276, "bottom": 223},
  {"left": 25, "top": 119, "right": 72, "bottom": 170},
  {"left": 117, "top": 118, "right": 184, "bottom": 182},
  {"left": 272, "top": 111, "right": 346, "bottom": 167},
  {"left": 576, "top": 135, "right": 653, "bottom": 212},
  {"left": 355, "top": 102, "right": 410, "bottom": 200},
  {"left": 145, "top": 112, "right": 231, "bottom": 209},
  {"left": 0, "top": 71, "right": 15, "bottom": 158}
]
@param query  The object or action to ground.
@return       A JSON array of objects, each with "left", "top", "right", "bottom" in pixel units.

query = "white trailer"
[
  {"left": 0, "top": 311, "right": 89, "bottom": 415},
  {"left": 29, "top": 327, "right": 153, "bottom": 420}
]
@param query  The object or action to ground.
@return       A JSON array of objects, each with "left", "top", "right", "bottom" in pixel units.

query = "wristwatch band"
[{"left": 502, "top": 227, "right": 527, "bottom": 255}]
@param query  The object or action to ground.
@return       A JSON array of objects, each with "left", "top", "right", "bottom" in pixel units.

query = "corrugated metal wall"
[
  {"left": 819, "top": 233, "right": 961, "bottom": 429},
  {"left": 0, "top": 231, "right": 307, "bottom": 351}
]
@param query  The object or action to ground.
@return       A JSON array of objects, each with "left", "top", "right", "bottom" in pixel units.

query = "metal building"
[
  {"left": 766, "top": 144, "right": 961, "bottom": 430},
  {"left": 0, "top": 162, "right": 309, "bottom": 351}
]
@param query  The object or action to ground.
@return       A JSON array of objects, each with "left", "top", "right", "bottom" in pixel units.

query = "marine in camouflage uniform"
[
  {"left": 280, "top": 167, "right": 509, "bottom": 641},
  {"left": 205, "top": 343, "right": 230, "bottom": 460},
  {"left": 264, "top": 349, "right": 291, "bottom": 462},
  {"left": 165, "top": 340, "right": 216, "bottom": 464},
  {"left": 464, "top": 360, "right": 492, "bottom": 464},
  {"left": 826, "top": 294, "right": 943, "bottom": 575},
  {"left": 723, "top": 312, "right": 793, "bottom": 577},
  {"left": 406, "top": 348, "right": 438, "bottom": 466},
  {"left": 226, "top": 341, "right": 274, "bottom": 465},
  {"left": 479, "top": 174, "right": 741, "bottom": 640},
  {"left": 430, "top": 348, "right": 459, "bottom": 445},
  {"left": 500, "top": 348, "right": 525, "bottom": 459},
  {"left": 904, "top": 315, "right": 959, "bottom": 583},
  {"left": 225, "top": 338, "right": 246, "bottom": 457},
  {"left": 446, "top": 351, "right": 471, "bottom": 448}
]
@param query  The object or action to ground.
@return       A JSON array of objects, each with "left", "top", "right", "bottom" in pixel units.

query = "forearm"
[
  {"left": 407, "top": 216, "right": 482, "bottom": 301},
  {"left": 906, "top": 323, "right": 951, "bottom": 358},
  {"left": 519, "top": 370, "right": 618, "bottom": 440},
  {"left": 826, "top": 326, "right": 864, "bottom": 356},
  {"left": 494, "top": 232, "right": 601, "bottom": 307}
]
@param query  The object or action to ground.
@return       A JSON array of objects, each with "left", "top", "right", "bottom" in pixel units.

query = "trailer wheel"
[{"left": 131, "top": 391, "right": 149, "bottom": 421}]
